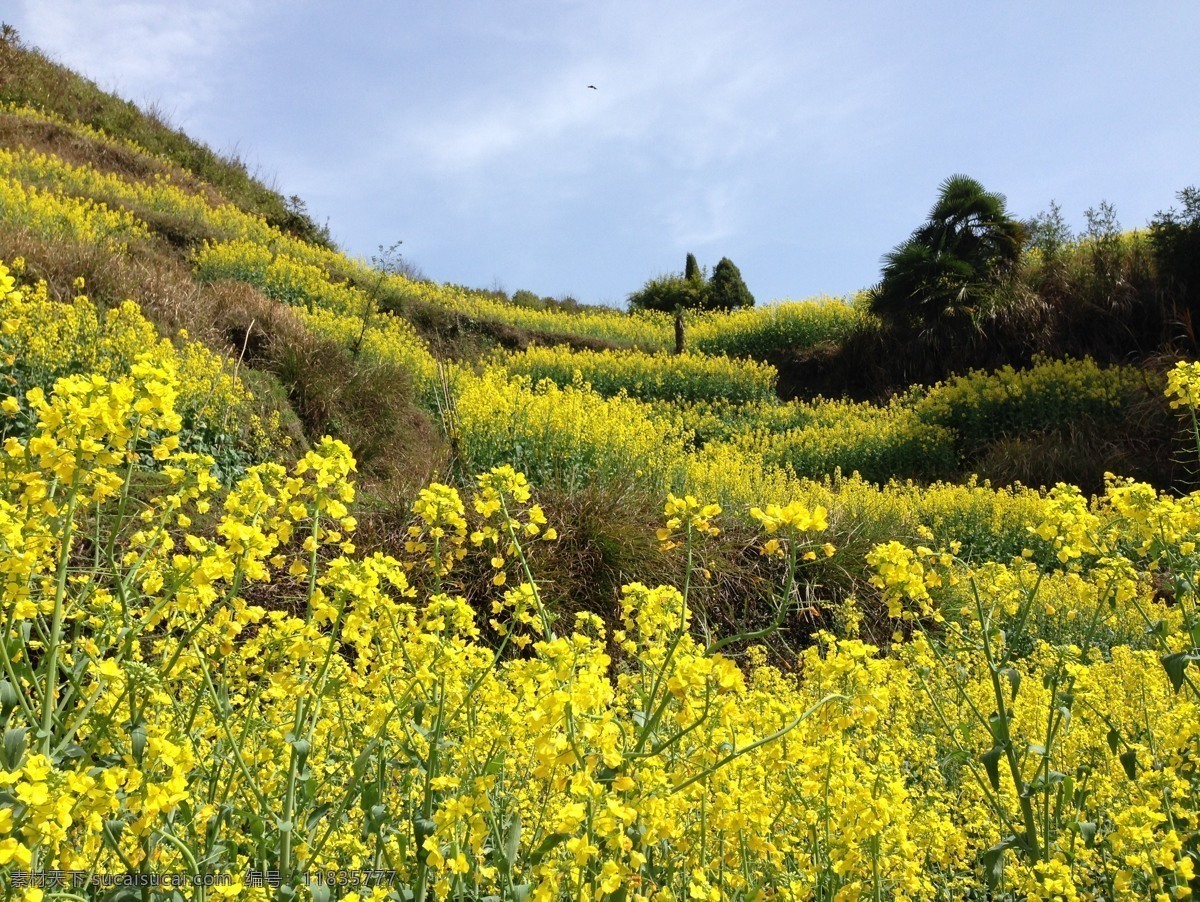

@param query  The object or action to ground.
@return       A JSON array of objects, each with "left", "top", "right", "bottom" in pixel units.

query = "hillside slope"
[{"left": 2, "top": 29, "right": 1200, "bottom": 900}]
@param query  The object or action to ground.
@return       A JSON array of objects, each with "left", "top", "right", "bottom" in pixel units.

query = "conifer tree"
[{"left": 707, "top": 257, "right": 755, "bottom": 311}]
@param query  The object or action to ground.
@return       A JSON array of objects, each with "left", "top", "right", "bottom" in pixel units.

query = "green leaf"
[
  {"left": 103, "top": 818, "right": 125, "bottom": 845},
  {"left": 526, "top": 831, "right": 570, "bottom": 867},
  {"left": 1119, "top": 748, "right": 1137, "bottom": 781},
  {"left": 981, "top": 747, "right": 1003, "bottom": 792},
  {"left": 502, "top": 811, "right": 522, "bottom": 869},
  {"left": 1161, "top": 652, "right": 1193, "bottom": 693},
  {"left": 1106, "top": 727, "right": 1120, "bottom": 755},
  {"left": 1056, "top": 705, "right": 1071, "bottom": 730},
  {"left": 2, "top": 727, "right": 27, "bottom": 770},
  {"left": 483, "top": 753, "right": 505, "bottom": 776},
  {"left": 367, "top": 804, "right": 387, "bottom": 833},
  {"left": 981, "top": 837, "right": 1013, "bottom": 889},
  {"left": 413, "top": 816, "right": 437, "bottom": 862},
  {"left": 1000, "top": 667, "right": 1021, "bottom": 703},
  {"left": 1077, "top": 821, "right": 1098, "bottom": 848},
  {"left": 361, "top": 783, "right": 382, "bottom": 812},
  {"left": 987, "top": 712, "right": 1006, "bottom": 743},
  {"left": 0, "top": 680, "right": 18, "bottom": 717},
  {"left": 243, "top": 812, "right": 266, "bottom": 841},
  {"left": 130, "top": 721, "right": 148, "bottom": 764}
]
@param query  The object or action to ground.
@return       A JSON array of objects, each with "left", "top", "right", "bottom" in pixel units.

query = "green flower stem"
[
  {"left": 670, "top": 693, "right": 844, "bottom": 796},
  {"left": 40, "top": 481, "right": 79, "bottom": 757},
  {"left": 279, "top": 501, "right": 324, "bottom": 892}
]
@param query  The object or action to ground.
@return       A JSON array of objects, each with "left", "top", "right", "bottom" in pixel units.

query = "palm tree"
[{"left": 870, "top": 175, "right": 1026, "bottom": 331}]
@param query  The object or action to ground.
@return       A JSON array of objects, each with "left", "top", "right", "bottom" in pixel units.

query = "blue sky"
[{"left": 7, "top": 1, "right": 1199, "bottom": 307}]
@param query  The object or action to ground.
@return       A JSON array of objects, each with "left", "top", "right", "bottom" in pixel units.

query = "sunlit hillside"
[{"left": 1, "top": 28, "right": 1198, "bottom": 901}]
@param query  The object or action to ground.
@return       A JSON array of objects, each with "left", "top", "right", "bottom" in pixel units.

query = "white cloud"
[
  {"left": 12, "top": 0, "right": 278, "bottom": 123},
  {"left": 391, "top": 2, "right": 803, "bottom": 175},
  {"left": 657, "top": 181, "right": 740, "bottom": 249}
]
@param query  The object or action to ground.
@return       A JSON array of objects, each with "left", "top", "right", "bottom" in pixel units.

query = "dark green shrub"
[
  {"left": 511, "top": 289, "right": 548, "bottom": 310},
  {"left": 706, "top": 257, "right": 755, "bottom": 311},
  {"left": 869, "top": 175, "right": 1025, "bottom": 332},
  {"left": 627, "top": 272, "right": 706, "bottom": 313},
  {"left": 1151, "top": 186, "right": 1200, "bottom": 344}
]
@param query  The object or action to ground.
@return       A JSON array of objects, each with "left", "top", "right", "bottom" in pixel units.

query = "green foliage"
[
  {"left": 707, "top": 257, "right": 755, "bottom": 311},
  {"left": 629, "top": 254, "right": 753, "bottom": 314},
  {"left": 627, "top": 272, "right": 706, "bottom": 313},
  {"left": 870, "top": 175, "right": 1026, "bottom": 331},
  {"left": 511, "top": 288, "right": 549, "bottom": 310},
  {"left": 1027, "top": 200, "right": 1073, "bottom": 261},
  {"left": 742, "top": 400, "right": 958, "bottom": 484},
  {"left": 1150, "top": 186, "right": 1200, "bottom": 338}
]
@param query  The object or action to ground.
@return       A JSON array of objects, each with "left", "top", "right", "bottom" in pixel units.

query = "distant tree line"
[{"left": 866, "top": 174, "right": 1200, "bottom": 359}]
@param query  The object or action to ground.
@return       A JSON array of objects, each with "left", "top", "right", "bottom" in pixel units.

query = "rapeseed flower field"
[
  {"left": 2, "top": 256, "right": 1199, "bottom": 899},
  {"left": 0, "top": 82, "right": 1198, "bottom": 900}
]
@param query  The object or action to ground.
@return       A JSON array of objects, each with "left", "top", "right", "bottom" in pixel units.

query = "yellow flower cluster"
[
  {"left": 312, "top": 259, "right": 871, "bottom": 358},
  {"left": 688, "top": 295, "right": 870, "bottom": 358},
  {"left": 738, "top": 397, "right": 958, "bottom": 483},
  {"left": 866, "top": 540, "right": 951, "bottom": 621},
  {"left": 387, "top": 276, "right": 675, "bottom": 350},
  {"left": 656, "top": 494, "right": 722, "bottom": 551},
  {"left": 750, "top": 500, "right": 831, "bottom": 558},
  {"left": 499, "top": 345, "right": 777, "bottom": 404},
  {"left": 0, "top": 353, "right": 1198, "bottom": 900},
  {"left": 377, "top": 277, "right": 867, "bottom": 359},
  {"left": 298, "top": 306, "right": 439, "bottom": 397},
  {"left": 9, "top": 112, "right": 1200, "bottom": 898},
  {"left": 0, "top": 260, "right": 281, "bottom": 473},
  {"left": 407, "top": 482, "right": 470, "bottom": 578},
  {"left": 451, "top": 368, "right": 690, "bottom": 493},
  {"left": 1165, "top": 359, "right": 1200, "bottom": 411},
  {"left": 0, "top": 172, "right": 149, "bottom": 249},
  {"left": 195, "top": 239, "right": 439, "bottom": 395},
  {"left": 0, "top": 143, "right": 345, "bottom": 270},
  {"left": 1, "top": 101, "right": 158, "bottom": 159},
  {"left": 471, "top": 466, "right": 556, "bottom": 582},
  {"left": 193, "top": 239, "right": 361, "bottom": 313},
  {"left": 915, "top": 355, "right": 1148, "bottom": 453}
]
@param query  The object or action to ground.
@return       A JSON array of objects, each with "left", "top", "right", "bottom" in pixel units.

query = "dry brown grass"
[
  {"left": 0, "top": 221, "right": 223, "bottom": 338},
  {"left": 0, "top": 110, "right": 227, "bottom": 207}
]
